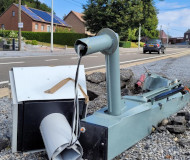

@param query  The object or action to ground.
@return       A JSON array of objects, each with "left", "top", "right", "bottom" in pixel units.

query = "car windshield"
[{"left": 147, "top": 40, "right": 158, "bottom": 44}]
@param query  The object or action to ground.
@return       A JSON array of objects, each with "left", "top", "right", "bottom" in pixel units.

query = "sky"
[{"left": 39, "top": 0, "right": 190, "bottom": 37}]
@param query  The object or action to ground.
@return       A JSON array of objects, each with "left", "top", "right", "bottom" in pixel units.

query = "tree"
[
  {"left": 128, "top": 28, "right": 137, "bottom": 41},
  {"left": 0, "top": 0, "right": 51, "bottom": 15},
  {"left": 83, "top": 0, "right": 159, "bottom": 40},
  {"left": 140, "top": 0, "right": 159, "bottom": 38}
]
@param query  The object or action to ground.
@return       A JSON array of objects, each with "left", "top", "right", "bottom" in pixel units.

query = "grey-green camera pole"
[{"left": 75, "top": 28, "right": 121, "bottom": 116}]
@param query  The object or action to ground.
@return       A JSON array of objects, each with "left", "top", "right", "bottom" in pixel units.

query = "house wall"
[
  {"left": 64, "top": 12, "right": 85, "bottom": 34},
  {"left": 161, "top": 38, "right": 167, "bottom": 44},
  {"left": 31, "top": 22, "right": 68, "bottom": 32},
  {"left": 0, "top": 4, "right": 68, "bottom": 33},
  {"left": 32, "top": 22, "right": 55, "bottom": 32},
  {"left": 184, "top": 33, "right": 190, "bottom": 42},
  {"left": 0, "top": 4, "right": 32, "bottom": 31},
  {"left": 169, "top": 38, "right": 184, "bottom": 44}
]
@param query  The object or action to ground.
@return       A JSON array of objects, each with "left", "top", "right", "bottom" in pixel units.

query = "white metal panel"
[
  {"left": 12, "top": 66, "right": 87, "bottom": 102},
  {"left": 9, "top": 71, "right": 18, "bottom": 152}
]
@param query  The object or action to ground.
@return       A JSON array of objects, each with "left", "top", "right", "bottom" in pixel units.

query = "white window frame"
[
  {"left": 1, "top": 24, "right": 5, "bottom": 29},
  {"left": 12, "top": 11, "right": 15, "bottom": 17},
  {"left": 35, "top": 24, "right": 38, "bottom": 30},
  {"left": 41, "top": 25, "right": 44, "bottom": 31},
  {"left": 47, "top": 25, "right": 51, "bottom": 32},
  {"left": 186, "top": 35, "right": 189, "bottom": 39}
]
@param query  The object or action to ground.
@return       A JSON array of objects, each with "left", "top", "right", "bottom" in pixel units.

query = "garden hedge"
[
  {"left": 0, "top": 30, "right": 87, "bottom": 46},
  {"left": 119, "top": 41, "right": 131, "bottom": 48},
  {"left": 22, "top": 32, "right": 87, "bottom": 46}
]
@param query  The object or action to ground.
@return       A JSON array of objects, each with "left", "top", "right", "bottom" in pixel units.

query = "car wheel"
[
  {"left": 162, "top": 49, "right": 165, "bottom": 54},
  {"left": 149, "top": 51, "right": 151, "bottom": 54},
  {"left": 158, "top": 49, "right": 161, "bottom": 54},
  {"left": 143, "top": 51, "right": 146, "bottom": 54}
]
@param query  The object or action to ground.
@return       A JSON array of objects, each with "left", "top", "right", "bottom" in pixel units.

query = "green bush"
[
  {"left": 25, "top": 40, "right": 38, "bottom": 45},
  {"left": 7, "top": 39, "right": 11, "bottom": 44},
  {"left": 25, "top": 40, "right": 30, "bottom": 44},
  {"left": 31, "top": 40, "right": 38, "bottom": 45},
  {"left": 119, "top": 41, "right": 131, "bottom": 48},
  {"left": 0, "top": 29, "right": 12, "bottom": 37},
  {"left": 140, "top": 42, "right": 145, "bottom": 47},
  {"left": 135, "top": 42, "right": 145, "bottom": 47},
  {"left": 7, "top": 30, "right": 18, "bottom": 38},
  {"left": 22, "top": 32, "right": 87, "bottom": 46},
  {"left": 55, "top": 27, "right": 75, "bottom": 33}
]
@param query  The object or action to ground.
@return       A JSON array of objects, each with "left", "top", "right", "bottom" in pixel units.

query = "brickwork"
[
  {"left": 32, "top": 22, "right": 57, "bottom": 32},
  {"left": 0, "top": 4, "right": 32, "bottom": 31},
  {"left": 64, "top": 12, "right": 85, "bottom": 34},
  {"left": 0, "top": 4, "right": 67, "bottom": 32}
]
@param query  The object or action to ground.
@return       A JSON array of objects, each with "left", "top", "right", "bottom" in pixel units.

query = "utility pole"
[
  {"left": 138, "top": 24, "right": 141, "bottom": 50},
  {"left": 51, "top": 0, "right": 54, "bottom": 52},
  {"left": 160, "top": 25, "right": 162, "bottom": 43},
  {"left": 18, "top": 0, "right": 21, "bottom": 51},
  {"left": 167, "top": 24, "right": 169, "bottom": 46}
]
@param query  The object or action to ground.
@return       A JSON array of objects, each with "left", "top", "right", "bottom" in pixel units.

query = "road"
[{"left": 0, "top": 48, "right": 190, "bottom": 82}]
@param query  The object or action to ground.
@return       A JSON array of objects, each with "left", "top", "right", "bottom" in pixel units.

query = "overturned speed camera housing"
[
  {"left": 9, "top": 28, "right": 190, "bottom": 160},
  {"left": 9, "top": 66, "right": 87, "bottom": 159},
  {"left": 74, "top": 28, "right": 190, "bottom": 160}
]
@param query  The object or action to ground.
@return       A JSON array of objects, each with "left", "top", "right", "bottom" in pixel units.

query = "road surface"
[{"left": 0, "top": 48, "right": 190, "bottom": 82}]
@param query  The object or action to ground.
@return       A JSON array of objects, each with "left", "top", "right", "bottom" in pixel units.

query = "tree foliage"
[
  {"left": 0, "top": 0, "right": 51, "bottom": 16},
  {"left": 83, "top": 0, "right": 159, "bottom": 40}
]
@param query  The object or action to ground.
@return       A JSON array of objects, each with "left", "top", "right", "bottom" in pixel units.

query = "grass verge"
[{"left": 24, "top": 40, "right": 74, "bottom": 48}]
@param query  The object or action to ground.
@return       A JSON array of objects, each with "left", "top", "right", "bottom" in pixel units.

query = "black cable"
[{"left": 70, "top": 50, "right": 82, "bottom": 147}]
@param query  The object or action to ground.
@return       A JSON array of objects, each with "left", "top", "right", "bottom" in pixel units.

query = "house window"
[
  {"left": 47, "top": 25, "right": 51, "bottom": 32},
  {"left": 35, "top": 24, "right": 38, "bottom": 30},
  {"left": 12, "top": 11, "right": 15, "bottom": 16},
  {"left": 1, "top": 24, "right": 4, "bottom": 29},
  {"left": 186, "top": 35, "right": 189, "bottom": 39},
  {"left": 41, "top": 25, "right": 44, "bottom": 31}
]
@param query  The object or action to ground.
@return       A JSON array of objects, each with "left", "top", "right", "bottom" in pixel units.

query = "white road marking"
[
  {"left": 85, "top": 50, "right": 189, "bottom": 70},
  {"left": 0, "top": 49, "right": 187, "bottom": 59},
  {"left": 71, "top": 55, "right": 98, "bottom": 59},
  {"left": 0, "top": 62, "right": 25, "bottom": 65},
  {"left": 2, "top": 50, "right": 190, "bottom": 82},
  {"left": 0, "top": 81, "right": 9, "bottom": 85},
  {"left": 0, "top": 54, "right": 76, "bottom": 60},
  {"left": 45, "top": 59, "right": 58, "bottom": 62}
]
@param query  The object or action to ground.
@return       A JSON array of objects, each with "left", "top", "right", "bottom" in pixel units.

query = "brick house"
[
  {"left": 64, "top": 11, "right": 93, "bottom": 35},
  {"left": 184, "top": 29, "right": 190, "bottom": 43},
  {"left": 0, "top": 3, "right": 70, "bottom": 32},
  {"left": 169, "top": 37, "right": 184, "bottom": 44},
  {"left": 159, "top": 30, "right": 168, "bottom": 44}
]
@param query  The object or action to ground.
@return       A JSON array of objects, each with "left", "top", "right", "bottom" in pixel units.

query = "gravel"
[
  {"left": 0, "top": 97, "right": 47, "bottom": 160},
  {"left": 1, "top": 54, "right": 190, "bottom": 159},
  {"left": 86, "top": 72, "right": 106, "bottom": 83},
  {"left": 130, "top": 55, "right": 190, "bottom": 87}
]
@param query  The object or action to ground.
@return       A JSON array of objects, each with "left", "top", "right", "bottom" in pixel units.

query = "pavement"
[{"left": 0, "top": 47, "right": 190, "bottom": 82}]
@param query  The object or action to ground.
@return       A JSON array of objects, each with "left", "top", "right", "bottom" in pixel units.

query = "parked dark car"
[{"left": 143, "top": 39, "right": 165, "bottom": 54}]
